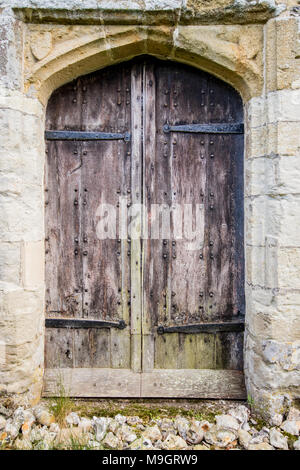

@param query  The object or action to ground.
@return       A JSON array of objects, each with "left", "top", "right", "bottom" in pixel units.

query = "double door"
[{"left": 44, "top": 57, "right": 245, "bottom": 398}]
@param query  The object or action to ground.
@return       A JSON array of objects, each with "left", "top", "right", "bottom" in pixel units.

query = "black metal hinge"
[
  {"left": 45, "top": 318, "right": 126, "bottom": 330},
  {"left": 163, "top": 123, "right": 244, "bottom": 134},
  {"left": 157, "top": 321, "right": 244, "bottom": 335},
  {"left": 45, "top": 130, "right": 131, "bottom": 142}
]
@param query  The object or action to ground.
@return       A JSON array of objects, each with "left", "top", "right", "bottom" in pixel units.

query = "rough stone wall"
[
  {"left": 244, "top": 15, "right": 300, "bottom": 422},
  {"left": 0, "top": 0, "right": 299, "bottom": 418},
  {"left": 0, "top": 7, "right": 45, "bottom": 404}
]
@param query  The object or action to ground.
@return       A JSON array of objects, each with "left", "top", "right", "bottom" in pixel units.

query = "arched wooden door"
[{"left": 43, "top": 57, "right": 245, "bottom": 398}]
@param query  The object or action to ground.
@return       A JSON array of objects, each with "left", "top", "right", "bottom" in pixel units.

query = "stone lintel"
[{"left": 10, "top": 1, "right": 280, "bottom": 26}]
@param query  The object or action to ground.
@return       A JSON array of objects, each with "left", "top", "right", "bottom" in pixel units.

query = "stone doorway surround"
[{"left": 0, "top": 1, "right": 299, "bottom": 422}]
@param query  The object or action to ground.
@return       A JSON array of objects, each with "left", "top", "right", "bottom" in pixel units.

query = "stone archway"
[{"left": 1, "top": 9, "right": 299, "bottom": 422}]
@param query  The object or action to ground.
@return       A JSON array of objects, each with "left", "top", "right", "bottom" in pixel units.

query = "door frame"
[{"left": 43, "top": 57, "right": 246, "bottom": 399}]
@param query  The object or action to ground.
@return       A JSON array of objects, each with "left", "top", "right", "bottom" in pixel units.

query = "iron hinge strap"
[
  {"left": 45, "top": 318, "right": 126, "bottom": 330},
  {"left": 157, "top": 321, "right": 244, "bottom": 335},
  {"left": 163, "top": 123, "right": 244, "bottom": 134},
  {"left": 45, "top": 130, "right": 131, "bottom": 142}
]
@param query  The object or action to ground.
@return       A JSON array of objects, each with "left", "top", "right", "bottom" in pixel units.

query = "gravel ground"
[{"left": 0, "top": 399, "right": 299, "bottom": 450}]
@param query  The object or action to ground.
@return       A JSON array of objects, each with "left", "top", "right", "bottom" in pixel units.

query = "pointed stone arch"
[{"left": 25, "top": 25, "right": 263, "bottom": 105}]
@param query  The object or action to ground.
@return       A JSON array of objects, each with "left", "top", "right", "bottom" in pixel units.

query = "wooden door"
[
  {"left": 141, "top": 60, "right": 245, "bottom": 398},
  {"left": 43, "top": 58, "right": 245, "bottom": 398}
]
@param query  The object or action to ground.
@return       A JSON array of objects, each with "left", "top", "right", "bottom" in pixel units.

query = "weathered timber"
[
  {"left": 141, "top": 369, "right": 246, "bottom": 399},
  {"left": 44, "top": 57, "right": 244, "bottom": 397},
  {"left": 43, "top": 368, "right": 141, "bottom": 397}
]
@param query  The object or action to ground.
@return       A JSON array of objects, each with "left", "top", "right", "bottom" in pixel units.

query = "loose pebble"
[{"left": 0, "top": 401, "right": 298, "bottom": 450}]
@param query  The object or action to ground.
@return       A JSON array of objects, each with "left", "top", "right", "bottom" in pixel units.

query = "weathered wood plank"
[
  {"left": 110, "top": 330, "right": 131, "bottom": 369},
  {"left": 45, "top": 64, "right": 132, "bottom": 372},
  {"left": 154, "top": 333, "right": 179, "bottom": 369},
  {"left": 45, "top": 328, "right": 74, "bottom": 369},
  {"left": 130, "top": 62, "right": 143, "bottom": 372},
  {"left": 141, "top": 369, "right": 246, "bottom": 399},
  {"left": 45, "top": 140, "right": 83, "bottom": 318},
  {"left": 43, "top": 368, "right": 141, "bottom": 397},
  {"left": 73, "top": 329, "right": 111, "bottom": 368},
  {"left": 44, "top": 368, "right": 245, "bottom": 399}
]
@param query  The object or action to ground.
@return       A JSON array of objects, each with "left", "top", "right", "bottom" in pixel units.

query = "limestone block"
[
  {"left": 0, "top": 89, "right": 44, "bottom": 117},
  {"left": 21, "top": 241, "right": 44, "bottom": 289},
  {"left": 1, "top": 342, "right": 44, "bottom": 395},
  {"left": 0, "top": 288, "right": 44, "bottom": 345},
  {"left": 246, "top": 96, "right": 265, "bottom": 129},
  {"left": 245, "top": 196, "right": 267, "bottom": 246},
  {"left": 245, "top": 347, "right": 300, "bottom": 390},
  {"left": 0, "top": 109, "right": 44, "bottom": 155},
  {"left": 265, "top": 17, "right": 300, "bottom": 92},
  {"left": 245, "top": 157, "right": 279, "bottom": 197},
  {"left": 277, "top": 197, "right": 300, "bottom": 246},
  {"left": 262, "top": 339, "right": 300, "bottom": 371},
  {"left": 262, "top": 197, "right": 300, "bottom": 247},
  {"left": 0, "top": 10, "right": 24, "bottom": 90},
  {"left": 245, "top": 125, "right": 267, "bottom": 159},
  {"left": 278, "top": 247, "right": 300, "bottom": 288},
  {"left": 276, "top": 290, "right": 300, "bottom": 308},
  {"left": 106, "top": 25, "right": 148, "bottom": 61},
  {"left": 276, "top": 155, "right": 300, "bottom": 194},
  {"left": 276, "top": 122, "right": 300, "bottom": 156},
  {"left": 246, "top": 307, "right": 300, "bottom": 342},
  {"left": 267, "top": 89, "right": 300, "bottom": 123},
  {"left": 246, "top": 245, "right": 265, "bottom": 286},
  {"left": 243, "top": 384, "right": 291, "bottom": 424},
  {"left": 247, "top": 285, "right": 275, "bottom": 309},
  {"left": 8, "top": 0, "right": 278, "bottom": 25},
  {"left": 0, "top": 242, "right": 21, "bottom": 285},
  {"left": 0, "top": 187, "right": 44, "bottom": 242}
]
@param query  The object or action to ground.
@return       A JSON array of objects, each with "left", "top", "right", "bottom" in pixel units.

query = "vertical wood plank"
[
  {"left": 142, "top": 62, "right": 156, "bottom": 372},
  {"left": 130, "top": 62, "right": 143, "bottom": 375}
]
